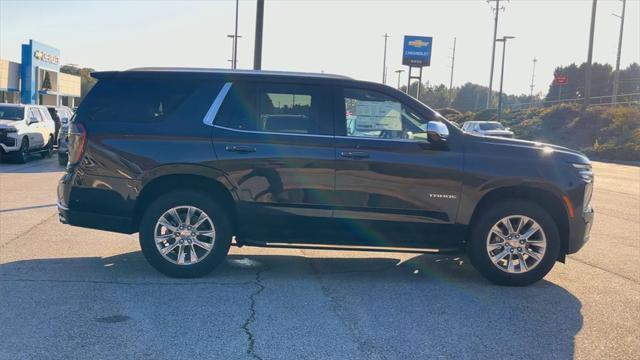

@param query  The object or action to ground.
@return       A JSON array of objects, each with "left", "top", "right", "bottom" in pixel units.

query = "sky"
[{"left": 1, "top": 0, "right": 639, "bottom": 95}]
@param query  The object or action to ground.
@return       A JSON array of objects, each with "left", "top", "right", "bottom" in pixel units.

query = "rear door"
[
  {"left": 26, "top": 108, "right": 44, "bottom": 148},
  {"left": 333, "top": 87, "right": 464, "bottom": 249},
  {"left": 212, "top": 80, "right": 336, "bottom": 242}
]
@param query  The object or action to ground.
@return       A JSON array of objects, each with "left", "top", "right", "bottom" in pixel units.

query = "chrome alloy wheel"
[
  {"left": 154, "top": 206, "right": 216, "bottom": 266},
  {"left": 486, "top": 215, "right": 547, "bottom": 274}
]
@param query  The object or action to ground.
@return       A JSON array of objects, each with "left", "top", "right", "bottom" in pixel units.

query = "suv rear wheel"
[
  {"left": 467, "top": 200, "right": 560, "bottom": 286},
  {"left": 139, "top": 190, "right": 232, "bottom": 278},
  {"left": 41, "top": 136, "right": 53, "bottom": 159}
]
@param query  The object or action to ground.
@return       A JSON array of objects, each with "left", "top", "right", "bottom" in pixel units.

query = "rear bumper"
[
  {"left": 58, "top": 202, "right": 135, "bottom": 234},
  {"left": 57, "top": 170, "right": 139, "bottom": 234}
]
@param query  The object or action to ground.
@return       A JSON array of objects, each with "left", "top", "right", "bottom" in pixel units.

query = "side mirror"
[
  {"left": 27, "top": 117, "right": 38, "bottom": 125},
  {"left": 426, "top": 121, "right": 449, "bottom": 142},
  {"left": 61, "top": 117, "right": 69, "bottom": 124}
]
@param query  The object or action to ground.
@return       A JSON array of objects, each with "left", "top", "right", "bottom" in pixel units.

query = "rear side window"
[
  {"left": 78, "top": 77, "right": 215, "bottom": 123},
  {"left": 217, "top": 82, "right": 332, "bottom": 135}
]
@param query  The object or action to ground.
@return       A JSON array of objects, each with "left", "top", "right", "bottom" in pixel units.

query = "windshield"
[
  {"left": 479, "top": 122, "right": 505, "bottom": 131},
  {"left": 0, "top": 106, "right": 25, "bottom": 121}
]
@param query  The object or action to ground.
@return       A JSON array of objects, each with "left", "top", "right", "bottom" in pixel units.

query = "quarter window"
[
  {"left": 217, "top": 83, "right": 330, "bottom": 136},
  {"left": 343, "top": 88, "right": 429, "bottom": 140}
]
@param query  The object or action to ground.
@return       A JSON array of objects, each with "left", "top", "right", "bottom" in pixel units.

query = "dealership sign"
[
  {"left": 33, "top": 50, "right": 59, "bottom": 65},
  {"left": 402, "top": 36, "right": 432, "bottom": 67}
]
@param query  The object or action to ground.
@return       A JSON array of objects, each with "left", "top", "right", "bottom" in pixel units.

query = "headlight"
[
  {"left": 571, "top": 163, "right": 593, "bottom": 183},
  {"left": 5, "top": 127, "right": 18, "bottom": 133}
]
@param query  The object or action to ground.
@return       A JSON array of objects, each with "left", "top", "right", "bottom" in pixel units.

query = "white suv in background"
[
  {"left": 0, "top": 103, "right": 55, "bottom": 163},
  {"left": 461, "top": 121, "right": 514, "bottom": 138}
]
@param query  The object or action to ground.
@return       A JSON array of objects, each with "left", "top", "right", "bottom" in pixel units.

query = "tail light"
[{"left": 67, "top": 122, "right": 86, "bottom": 165}]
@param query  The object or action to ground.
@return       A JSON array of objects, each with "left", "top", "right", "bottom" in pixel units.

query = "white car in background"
[
  {"left": 0, "top": 103, "right": 55, "bottom": 163},
  {"left": 462, "top": 121, "right": 514, "bottom": 138}
]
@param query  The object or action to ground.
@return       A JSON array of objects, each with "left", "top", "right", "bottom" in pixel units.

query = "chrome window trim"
[
  {"left": 213, "top": 125, "right": 334, "bottom": 139},
  {"left": 213, "top": 124, "right": 429, "bottom": 144},
  {"left": 203, "top": 82, "right": 232, "bottom": 126}
]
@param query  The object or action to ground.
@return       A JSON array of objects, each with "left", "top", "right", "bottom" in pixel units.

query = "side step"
[{"left": 233, "top": 240, "right": 461, "bottom": 254}]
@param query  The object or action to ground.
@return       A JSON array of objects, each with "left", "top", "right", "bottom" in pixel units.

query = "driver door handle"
[
  {"left": 340, "top": 151, "right": 369, "bottom": 159},
  {"left": 225, "top": 145, "right": 257, "bottom": 154}
]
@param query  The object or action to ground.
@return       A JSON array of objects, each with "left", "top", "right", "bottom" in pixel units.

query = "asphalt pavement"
[{"left": 0, "top": 155, "right": 638, "bottom": 359}]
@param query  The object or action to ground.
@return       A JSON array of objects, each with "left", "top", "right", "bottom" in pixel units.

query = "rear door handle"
[
  {"left": 225, "top": 145, "right": 256, "bottom": 154},
  {"left": 340, "top": 151, "right": 369, "bottom": 159}
]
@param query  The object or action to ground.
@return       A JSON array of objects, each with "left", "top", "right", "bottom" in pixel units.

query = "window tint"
[
  {"left": 343, "top": 88, "right": 428, "bottom": 140},
  {"left": 218, "top": 82, "right": 330, "bottom": 135},
  {"left": 78, "top": 77, "right": 211, "bottom": 123},
  {"left": 0, "top": 106, "right": 24, "bottom": 121}
]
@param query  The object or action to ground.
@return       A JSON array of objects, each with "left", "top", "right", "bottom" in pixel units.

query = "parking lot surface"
[{"left": 1, "top": 156, "right": 638, "bottom": 359}]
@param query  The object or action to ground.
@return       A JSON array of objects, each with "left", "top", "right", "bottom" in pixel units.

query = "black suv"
[{"left": 57, "top": 68, "right": 594, "bottom": 286}]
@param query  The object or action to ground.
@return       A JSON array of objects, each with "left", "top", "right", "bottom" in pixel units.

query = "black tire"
[
  {"left": 467, "top": 200, "right": 560, "bottom": 286},
  {"left": 139, "top": 190, "right": 232, "bottom": 278},
  {"left": 41, "top": 136, "right": 54, "bottom": 159},
  {"left": 16, "top": 137, "right": 29, "bottom": 164},
  {"left": 58, "top": 153, "right": 68, "bottom": 166}
]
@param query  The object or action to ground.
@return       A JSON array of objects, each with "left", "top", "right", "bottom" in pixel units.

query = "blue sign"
[
  {"left": 20, "top": 39, "right": 61, "bottom": 104},
  {"left": 402, "top": 36, "right": 432, "bottom": 67}
]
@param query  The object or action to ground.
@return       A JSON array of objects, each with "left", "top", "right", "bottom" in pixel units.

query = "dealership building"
[{"left": 0, "top": 39, "right": 81, "bottom": 106}]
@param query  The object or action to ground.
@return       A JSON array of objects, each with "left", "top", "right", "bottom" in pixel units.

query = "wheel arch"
[
  {"left": 466, "top": 185, "right": 570, "bottom": 261},
  {"left": 134, "top": 171, "right": 238, "bottom": 233}
]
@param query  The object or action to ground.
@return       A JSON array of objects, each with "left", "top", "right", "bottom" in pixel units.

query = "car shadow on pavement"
[{"left": 0, "top": 250, "right": 583, "bottom": 358}]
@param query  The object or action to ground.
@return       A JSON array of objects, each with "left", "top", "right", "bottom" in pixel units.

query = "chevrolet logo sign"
[{"left": 408, "top": 39, "right": 429, "bottom": 48}]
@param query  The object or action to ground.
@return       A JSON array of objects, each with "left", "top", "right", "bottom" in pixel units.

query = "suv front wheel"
[
  {"left": 467, "top": 200, "right": 560, "bottom": 286},
  {"left": 139, "top": 190, "right": 232, "bottom": 278}
]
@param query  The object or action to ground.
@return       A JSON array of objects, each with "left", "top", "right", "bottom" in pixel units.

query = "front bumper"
[{"left": 566, "top": 204, "right": 594, "bottom": 254}]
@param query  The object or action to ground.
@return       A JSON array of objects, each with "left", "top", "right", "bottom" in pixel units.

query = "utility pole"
[
  {"left": 583, "top": 0, "right": 598, "bottom": 112},
  {"left": 486, "top": 0, "right": 505, "bottom": 109},
  {"left": 254, "top": 0, "right": 264, "bottom": 70},
  {"left": 232, "top": 0, "right": 239, "bottom": 69},
  {"left": 227, "top": 34, "right": 242, "bottom": 69},
  {"left": 395, "top": 69, "right": 404, "bottom": 89},
  {"left": 612, "top": 0, "right": 626, "bottom": 103},
  {"left": 448, "top": 37, "right": 457, "bottom": 106},
  {"left": 382, "top": 33, "right": 390, "bottom": 84},
  {"left": 529, "top": 57, "right": 537, "bottom": 98},
  {"left": 496, "top": 36, "right": 515, "bottom": 122}
]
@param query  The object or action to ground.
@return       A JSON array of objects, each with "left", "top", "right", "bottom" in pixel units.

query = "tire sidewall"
[
  {"left": 139, "top": 190, "right": 232, "bottom": 278},
  {"left": 17, "top": 137, "right": 29, "bottom": 163},
  {"left": 467, "top": 200, "right": 560, "bottom": 286}
]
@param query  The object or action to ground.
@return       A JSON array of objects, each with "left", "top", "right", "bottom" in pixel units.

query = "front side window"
[
  {"left": 343, "top": 88, "right": 429, "bottom": 140},
  {"left": 217, "top": 83, "right": 330, "bottom": 136},
  {"left": 29, "top": 108, "right": 42, "bottom": 122}
]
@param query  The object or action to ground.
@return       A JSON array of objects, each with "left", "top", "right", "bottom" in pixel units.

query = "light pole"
[
  {"left": 583, "top": 0, "right": 598, "bottom": 112},
  {"left": 254, "top": 0, "right": 265, "bottom": 70},
  {"left": 612, "top": 0, "right": 626, "bottom": 103},
  {"left": 394, "top": 69, "right": 404, "bottom": 89},
  {"left": 496, "top": 36, "right": 515, "bottom": 122},
  {"left": 448, "top": 37, "right": 457, "bottom": 106},
  {"left": 486, "top": 0, "right": 506, "bottom": 109},
  {"left": 232, "top": 0, "right": 239, "bottom": 69},
  {"left": 227, "top": 35, "right": 242, "bottom": 69},
  {"left": 382, "top": 33, "right": 390, "bottom": 84}
]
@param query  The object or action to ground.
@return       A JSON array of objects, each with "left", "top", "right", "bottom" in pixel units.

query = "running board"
[{"left": 233, "top": 241, "right": 460, "bottom": 254}]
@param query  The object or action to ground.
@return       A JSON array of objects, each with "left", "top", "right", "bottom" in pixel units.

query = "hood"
[
  {"left": 469, "top": 134, "right": 590, "bottom": 164},
  {"left": 0, "top": 119, "right": 22, "bottom": 127}
]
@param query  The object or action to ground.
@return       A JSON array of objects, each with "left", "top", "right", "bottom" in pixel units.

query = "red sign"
[{"left": 554, "top": 75, "right": 568, "bottom": 85}]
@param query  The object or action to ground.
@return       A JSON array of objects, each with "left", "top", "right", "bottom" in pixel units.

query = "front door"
[
  {"left": 333, "top": 87, "right": 464, "bottom": 249},
  {"left": 212, "top": 81, "right": 336, "bottom": 242}
]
